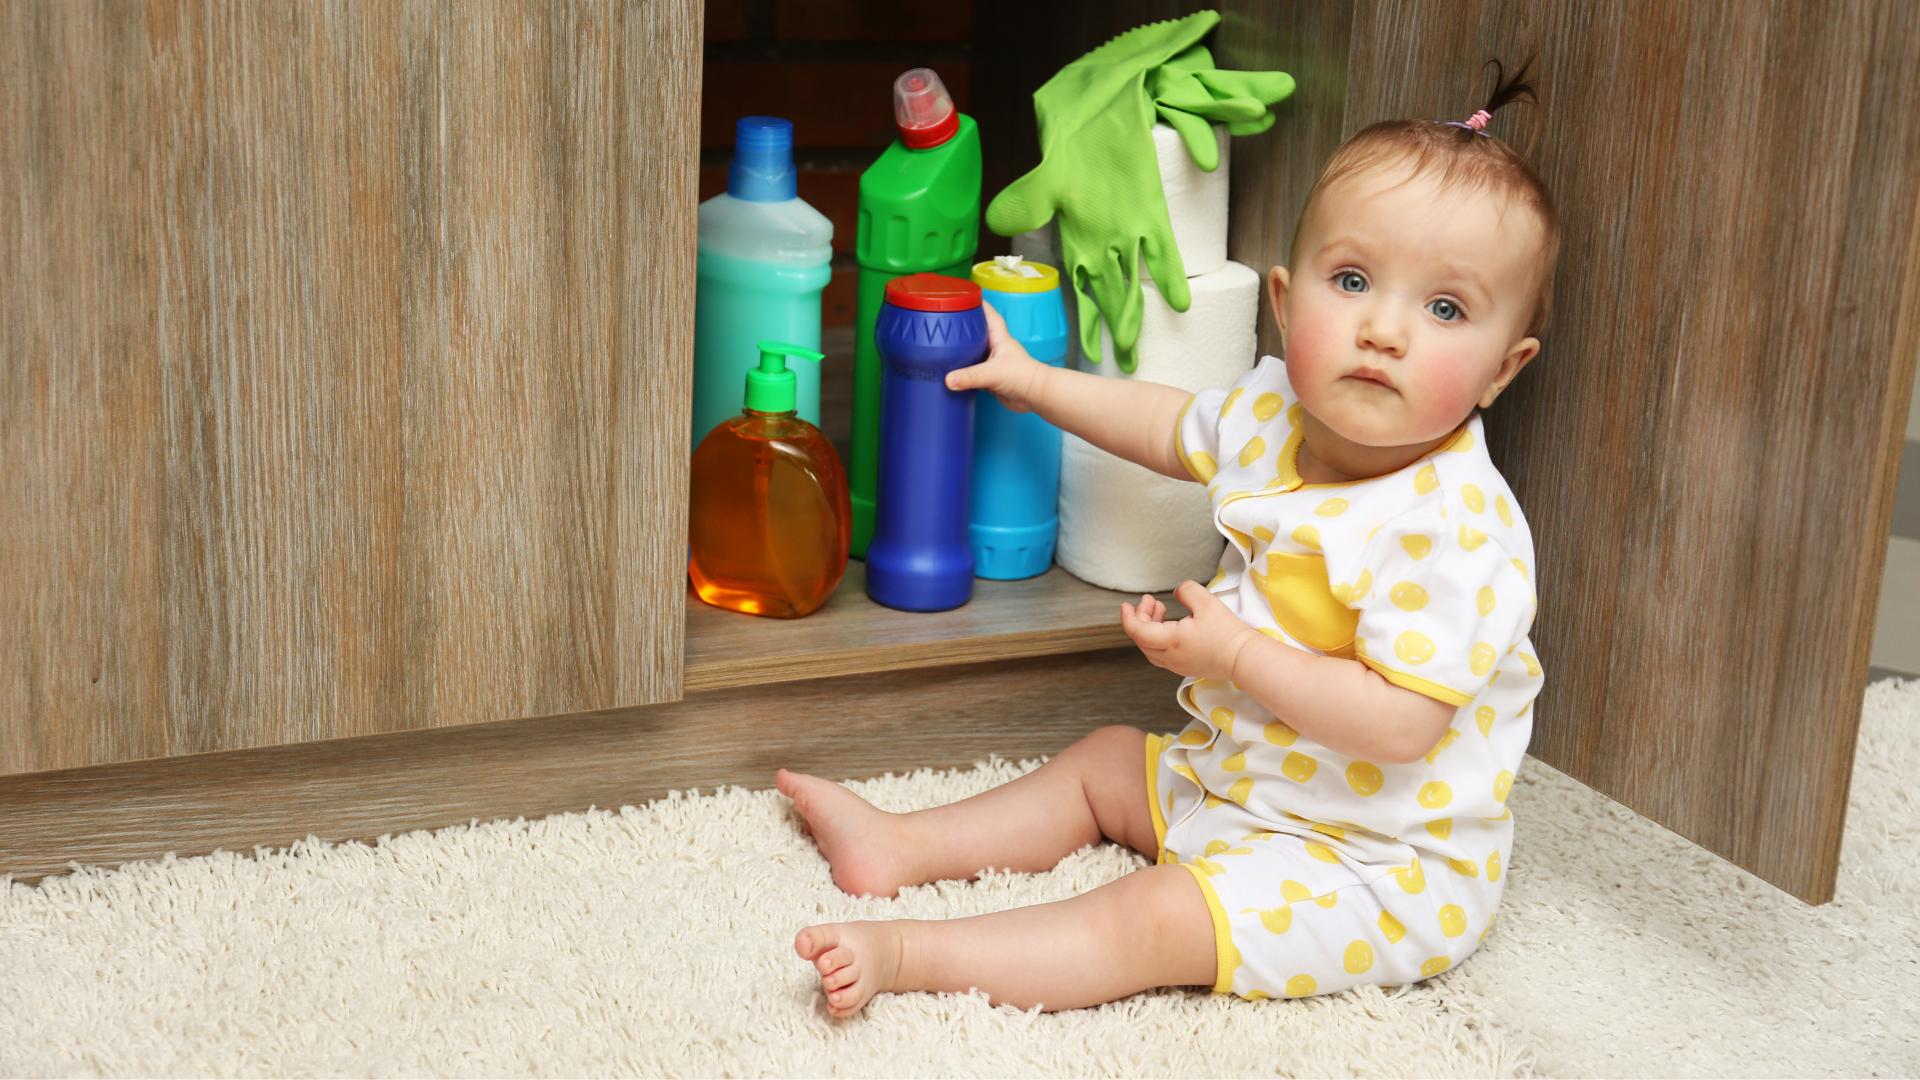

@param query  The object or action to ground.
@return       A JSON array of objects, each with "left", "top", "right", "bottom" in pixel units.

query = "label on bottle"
[{"left": 888, "top": 356, "right": 954, "bottom": 382}]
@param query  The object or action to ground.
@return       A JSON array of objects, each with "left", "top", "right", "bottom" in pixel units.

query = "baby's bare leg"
[
  {"left": 796, "top": 863, "right": 1215, "bottom": 1016},
  {"left": 776, "top": 725, "right": 1158, "bottom": 898}
]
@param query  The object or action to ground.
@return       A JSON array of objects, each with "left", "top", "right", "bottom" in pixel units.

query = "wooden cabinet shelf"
[{"left": 683, "top": 563, "right": 1186, "bottom": 694}]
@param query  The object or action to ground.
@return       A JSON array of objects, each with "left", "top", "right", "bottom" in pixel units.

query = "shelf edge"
[{"left": 684, "top": 624, "right": 1134, "bottom": 694}]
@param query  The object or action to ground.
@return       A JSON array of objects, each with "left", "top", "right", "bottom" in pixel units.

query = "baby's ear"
[
  {"left": 1481, "top": 337, "right": 1540, "bottom": 408},
  {"left": 1266, "top": 266, "right": 1291, "bottom": 337}
]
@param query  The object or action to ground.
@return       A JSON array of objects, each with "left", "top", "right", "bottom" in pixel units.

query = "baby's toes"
[
  {"left": 826, "top": 979, "right": 865, "bottom": 1016},
  {"left": 795, "top": 925, "right": 836, "bottom": 961},
  {"left": 814, "top": 944, "right": 855, "bottom": 977},
  {"left": 822, "top": 961, "right": 860, "bottom": 991}
]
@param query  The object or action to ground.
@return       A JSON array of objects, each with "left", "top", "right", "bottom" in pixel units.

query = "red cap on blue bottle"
[{"left": 885, "top": 273, "right": 982, "bottom": 312}]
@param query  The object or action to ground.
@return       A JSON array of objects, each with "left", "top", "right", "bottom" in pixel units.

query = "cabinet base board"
[{"left": 0, "top": 650, "right": 1182, "bottom": 883}]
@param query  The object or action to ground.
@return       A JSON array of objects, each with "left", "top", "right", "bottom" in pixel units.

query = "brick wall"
[{"left": 702, "top": 0, "right": 975, "bottom": 325}]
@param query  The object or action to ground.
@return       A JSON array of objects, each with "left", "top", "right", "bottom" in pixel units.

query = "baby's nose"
[{"left": 1356, "top": 314, "right": 1409, "bottom": 355}]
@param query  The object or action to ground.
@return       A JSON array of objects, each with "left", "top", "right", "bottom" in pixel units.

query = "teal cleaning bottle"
[
  {"left": 850, "top": 69, "right": 981, "bottom": 557},
  {"left": 692, "top": 117, "right": 834, "bottom": 449}
]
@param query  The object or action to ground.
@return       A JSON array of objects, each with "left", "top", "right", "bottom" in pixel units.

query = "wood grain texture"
[
  {"left": 1252, "top": 0, "right": 1918, "bottom": 903},
  {"left": 0, "top": 649, "right": 1185, "bottom": 883},
  {"left": 685, "top": 561, "right": 1188, "bottom": 692},
  {"left": 1212, "top": 1, "right": 1354, "bottom": 361},
  {"left": 0, "top": 0, "right": 701, "bottom": 776}
]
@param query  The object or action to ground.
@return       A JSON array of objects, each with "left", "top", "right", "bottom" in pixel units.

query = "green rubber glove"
[
  {"left": 986, "top": 12, "right": 1294, "bottom": 372},
  {"left": 1151, "top": 45, "right": 1297, "bottom": 172}
]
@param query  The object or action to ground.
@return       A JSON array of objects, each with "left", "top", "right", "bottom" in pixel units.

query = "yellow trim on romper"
[
  {"left": 1145, "top": 733, "right": 1170, "bottom": 859},
  {"left": 1224, "top": 417, "right": 1474, "bottom": 503},
  {"left": 1290, "top": 432, "right": 1367, "bottom": 491},
  {"left": 1149, "top": 732, "right": 1239, "bottom": 995},
  {"left": 1175, "top": 395, "right": 1206, "bottom": 481},
  {"left": 1179, "top": 862, "right": 1240, "bottom": 994},
  {"left": 1359, "top": 656, "right": 1476, "bottom": 707}
]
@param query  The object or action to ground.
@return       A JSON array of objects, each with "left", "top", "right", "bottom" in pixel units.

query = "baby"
[{"left": 778, "top": 66, "right": 1558, "bottom": 1017}]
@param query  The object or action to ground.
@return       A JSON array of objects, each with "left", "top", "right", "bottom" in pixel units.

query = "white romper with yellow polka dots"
[{"left": 1152, "top": 354, "right": 1542, "bottom": 1001}]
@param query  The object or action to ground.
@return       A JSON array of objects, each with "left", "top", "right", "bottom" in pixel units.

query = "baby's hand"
[
  {"left": 1120, "top": 581, "right": 1262, "bottom": 683},
  {"left": 944, "top": 302, "right": 1049, "bottom": 413}
]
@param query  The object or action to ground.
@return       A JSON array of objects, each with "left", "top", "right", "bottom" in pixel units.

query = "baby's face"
[{"left": 1275, "top": 163, "right": 1546, "bottom": 449}]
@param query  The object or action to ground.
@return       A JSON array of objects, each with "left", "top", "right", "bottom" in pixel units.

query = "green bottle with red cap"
[{"left": 849, "top": 67, "right": 981, "bottom": 558}]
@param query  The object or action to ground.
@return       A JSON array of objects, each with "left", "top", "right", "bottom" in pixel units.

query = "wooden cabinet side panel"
[
  {"left": 615, "top": 0, "right": 700, "bottom": 709},
  {"left": 1211, "top": 1, "right": 1354, "bottom": 359},
  {"left": 0, "top": 0, "right": 700, "bottom": 775}
]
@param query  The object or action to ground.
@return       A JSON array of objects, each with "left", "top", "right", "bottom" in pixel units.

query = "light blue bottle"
[
  {"left": 968, "top": 258, "right": 1071, "bottom": 580},
  {"left": 692, "top": 117, "right": 834, "bottom": 448}
]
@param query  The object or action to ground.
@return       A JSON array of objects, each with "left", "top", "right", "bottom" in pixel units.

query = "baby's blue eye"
[
  {"left": 1428, "top": 298, "right": 1462, "bottom": 321},
  {"left": 1337, "top": 271, "right": 1368, "bottom": 293}
]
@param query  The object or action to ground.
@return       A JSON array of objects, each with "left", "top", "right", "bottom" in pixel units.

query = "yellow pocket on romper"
[{"left": 1251, "top": 552, "right": 1359, "bottom": 656}]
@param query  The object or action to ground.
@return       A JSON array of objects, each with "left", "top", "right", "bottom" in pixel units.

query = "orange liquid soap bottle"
[{"left": 689, "top": 340, "right": 851, "bottom": 618}]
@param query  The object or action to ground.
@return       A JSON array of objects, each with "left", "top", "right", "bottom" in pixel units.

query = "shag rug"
[{"left": 5, "top": 683, "right": 1920, "bottom": 1079}]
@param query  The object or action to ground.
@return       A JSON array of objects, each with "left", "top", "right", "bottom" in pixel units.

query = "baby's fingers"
[
  {"left": 1122, "top": 604, "right": 1177, "bottom": 650},
  {"left": 983, "top": 300, "right": 1011, "bottom": 343},
  {"left": 946, "top": 363, "right": 982, "bottom": 392},
  {"left": 1129, "top": 594, "right": 1165, "bottom": 623},
  {"left": 1174, "top": 580, "right": 1218, "bottom": 613}
]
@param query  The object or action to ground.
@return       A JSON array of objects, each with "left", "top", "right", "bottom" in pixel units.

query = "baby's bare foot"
[
  {"left": 776, "top": 768, "right": 921, "bottom": 897},
  {"left": 795, "top": 921, "right": 905, "bottom": 1018}
]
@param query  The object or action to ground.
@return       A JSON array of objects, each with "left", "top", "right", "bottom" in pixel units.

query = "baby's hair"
[{"left": 1290, "top": 59, "right": 1560, "bottom": 337}]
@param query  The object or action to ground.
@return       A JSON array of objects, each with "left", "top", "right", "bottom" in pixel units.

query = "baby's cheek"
[
  {"left": 1283, "top": 320, "right": 1340, "bottom": 382},
  {"left": 1413, "top": 344, "right": 1495, "bottom": 428}
]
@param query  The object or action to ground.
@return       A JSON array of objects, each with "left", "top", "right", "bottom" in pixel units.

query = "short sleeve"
[
  {"left": 1347, "top": 514, "right": 1536, "bottom": 707},
  {"left": 1176, "top": 361, "right": 1275, "bottom": 484},
  {"left": 1176, "top": 388, "right": 1229, "bottom": 483}
]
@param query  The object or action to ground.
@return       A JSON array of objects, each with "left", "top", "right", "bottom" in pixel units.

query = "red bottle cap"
[
  {"left": 885, "top": 273, "right": 982, "bottom": 312},
  {"left": 894, "top": 68, "right": 959, "bottom": 149}
]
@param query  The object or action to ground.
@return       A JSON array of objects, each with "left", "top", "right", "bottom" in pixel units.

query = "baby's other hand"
[
  {"left": 1121, "top": 580, "right": 1261, "bottom": 683},
  {"left": 944, "top": 302, "right": 1048, "bottom": 413}
]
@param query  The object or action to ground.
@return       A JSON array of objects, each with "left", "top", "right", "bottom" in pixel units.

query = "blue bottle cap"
[{"left": 729, "top": 117, "right": 797, "bottom": 202}]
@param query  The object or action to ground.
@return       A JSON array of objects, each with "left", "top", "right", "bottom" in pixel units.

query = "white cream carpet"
[{"left": 5, "top": 681, "right": 1920, "bottom": 1078}]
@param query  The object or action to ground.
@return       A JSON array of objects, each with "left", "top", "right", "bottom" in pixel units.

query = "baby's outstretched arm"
[
  {"left": 946, "top": 303, "right": 1194, "bottom": 482},
  {"left": 1124, "top": 583, "right": 1456, "bottom": 764}
]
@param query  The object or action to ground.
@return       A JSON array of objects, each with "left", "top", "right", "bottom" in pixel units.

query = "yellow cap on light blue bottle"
[{"left": 971, "top": 257, "right": 1059, "bottom": 294}]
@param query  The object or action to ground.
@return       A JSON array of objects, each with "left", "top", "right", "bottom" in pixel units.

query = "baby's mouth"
[{"left": 1345, "top": 366, "right": 1395, "bottom": 390}]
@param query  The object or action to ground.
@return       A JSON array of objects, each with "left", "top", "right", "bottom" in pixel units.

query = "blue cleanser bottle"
[
  {"left": 866, "top": 273, "right": 989, "bottom": 612},
  {"left": 967, "top": 257, "right": 1069, "bottom": 579}
]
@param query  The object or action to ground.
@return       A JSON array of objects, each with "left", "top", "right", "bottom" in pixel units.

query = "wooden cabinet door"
[
  {"left": 0, "top": 0, "right": 702, "bottom": 775},
  {"left": 1210, "top": 0, "right": 1920, "bottom": 903}
]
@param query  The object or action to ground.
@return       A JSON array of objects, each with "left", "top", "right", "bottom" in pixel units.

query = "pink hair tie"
[{"left": 1439, "top": 110, "right": 1494, "bottom": 136}]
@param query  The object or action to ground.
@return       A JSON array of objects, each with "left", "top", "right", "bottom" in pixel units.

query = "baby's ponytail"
[{"left": 1475, "top": 58, "right": 1542, "bottom": 157}]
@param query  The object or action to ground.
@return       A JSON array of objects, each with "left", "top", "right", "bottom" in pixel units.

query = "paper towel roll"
[
  {"left": 1011, "top": 222, "right": 1061, "bottom": 269},
  {"left": 1154, "top": 122, "right": 1229, "bottom": 280},
  {"left": 1057, "top": 433, "right": 1224, "bottom": 593},
  {"left": 1092, "top": 259, "right": 1261, "bottom": 390},
  {"left": 1057, "top": 259, "right": 1261, "bottom": 593}
]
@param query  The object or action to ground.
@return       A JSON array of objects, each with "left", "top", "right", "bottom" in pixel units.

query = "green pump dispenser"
[{"left": 744, "top": 340, "right": 825, "bottom": 414}]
